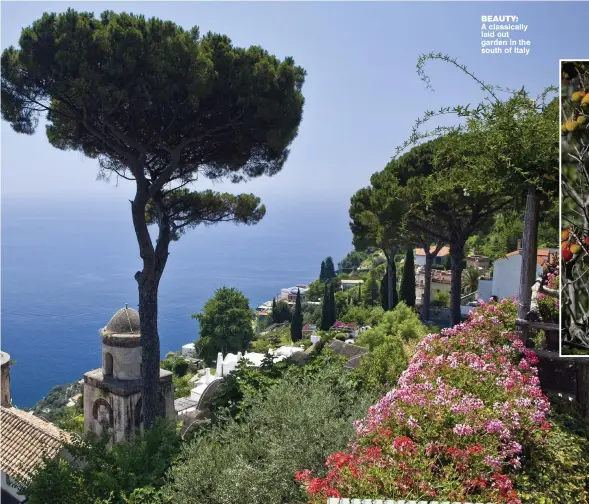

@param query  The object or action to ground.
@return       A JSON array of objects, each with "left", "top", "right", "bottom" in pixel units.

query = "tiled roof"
[
  {"left": 415, "top": 246, "right": 450, "bottom": 256},
  {"left": 0, "top": 406, "right": 72, "bottom": 480},
  {"left": 327, "top": 339, "right": 368, "bottom": 360},
  {"left": 302, "top": 323, "right": 317, "bottom": 331},
  {"left": 504, "top": 248, "right": 558, "bottom": 265},
  {"left": 174, "top": 397, "right": 199, "bottom": 413},
  {"left": 331, "top": 321, "right": 359, "bottom": 330}
]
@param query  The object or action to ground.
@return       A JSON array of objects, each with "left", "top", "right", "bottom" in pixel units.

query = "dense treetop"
[{"left": 2, "top": 10, "right": 305, "bottom": 184}]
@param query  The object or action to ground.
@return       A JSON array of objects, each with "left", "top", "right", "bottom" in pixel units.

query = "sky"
[{"left": 0, "top": 1, "right": 582, "bottom": 208}]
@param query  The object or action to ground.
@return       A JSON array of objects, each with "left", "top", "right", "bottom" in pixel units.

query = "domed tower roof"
[
  {"left": 1, "top": 351, "right": 10, "bottom": 367},
  {"left": 103, "top": 305, "right": 140, "bottom": 335}
]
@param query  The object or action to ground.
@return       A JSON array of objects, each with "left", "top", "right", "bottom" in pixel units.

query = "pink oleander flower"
[{"left": 453, "top": 424, "right": 475, "bottom": 436}]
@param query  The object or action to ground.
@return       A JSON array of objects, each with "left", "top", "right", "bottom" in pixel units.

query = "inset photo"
[{"left": 561, "top": 60, "right": 589, "bottom": 356}]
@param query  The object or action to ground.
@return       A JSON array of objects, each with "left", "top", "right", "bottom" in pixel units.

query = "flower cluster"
[
  {"left": 538, "top": 266, "right": 559, "bottom": 322},
  {"left": 296, "top": 298, "right": 550, "bottom": 504}
]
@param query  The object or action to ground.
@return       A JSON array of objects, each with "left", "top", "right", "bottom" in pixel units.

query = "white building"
[
  {"left": 181, "top": 343, "right": 196, "bottom": 358},
  {"left": 415, "top": 266, "right": 452, "bottom": 306},
  {"left": 340, "top": 279, "right": 364, "bottom": 291},
  {"left": 279, "top": 285, "right": 309, "bottom": 302},
  {"left": 414, "top": 246, "right": 450, "bottom": 267},
  {"left": 256, "top": 300, "right": 273, "bottom": 312},
  {"left": 480, "top": 247, "right": 558, "bottom": 301}
]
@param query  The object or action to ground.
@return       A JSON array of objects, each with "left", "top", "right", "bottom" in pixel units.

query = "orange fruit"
[
  {"left": 566, "top": 120, "right": 579, "bottom": 132},
  {"left": 572, "top": 91, "right": 584, "bottom": 102}
]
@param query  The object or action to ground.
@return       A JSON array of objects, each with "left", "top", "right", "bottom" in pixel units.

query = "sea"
[{"left": 1, "top": 194, "right": 352, "bottom": 408}]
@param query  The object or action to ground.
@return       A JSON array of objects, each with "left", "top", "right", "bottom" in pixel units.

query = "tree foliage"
[
  {"left": 384, "top": 54, "right": 558, "bottom": 325},
  {"left": 193, "top": 287, "right": 254, "bottom": 364},
  {"left": 320, "top": 257, "right": 336, "bottom": 281},
  {"left": 339, "top": 250, "right": 369, "bottom": 272},
  {"left": 271, "top": 299, "right": 292, "bottom": 324},
  {"left": 1, "top": 9, "right": 305, "bottom": 425},
  {"left": 354, "top": 335, "right": 407, "bottom": 393}
]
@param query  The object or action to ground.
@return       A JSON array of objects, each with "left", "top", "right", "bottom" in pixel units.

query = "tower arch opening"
[{"left": 104, "top": 352, "right": 113, "bottom": 376}]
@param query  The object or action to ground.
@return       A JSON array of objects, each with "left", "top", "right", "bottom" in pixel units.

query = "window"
[{"left": 104, "top": 352, "right": 113, "bottom": 376}]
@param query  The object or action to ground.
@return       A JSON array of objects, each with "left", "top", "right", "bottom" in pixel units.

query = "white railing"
[{"left": 327, "top": 499, "right": 493, "bottom": 504}]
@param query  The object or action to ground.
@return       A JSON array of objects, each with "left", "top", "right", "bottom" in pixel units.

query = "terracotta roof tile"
[
  {"left": 0, "top": 406, "right": 71, "bottom": 480},
  {"left": 503, "top": 248, "right": 558, "bottom": 265},
  {"left": 414, "top": 246, "right": 450, "bottom": 257}
]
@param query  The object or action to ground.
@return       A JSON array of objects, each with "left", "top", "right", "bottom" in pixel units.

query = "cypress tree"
[
  {"left": 291, "top": 289, "right": 303, "bottom": 341},
  {"left": 320, "top": 283, "right": 331, "bottom": 331},
  {"left": 380, "top": 271, "right": 388, "bottom": 311},
  {"left": 367, "top": 273, "right": 379, "bottom": 306},
  {"left": 329, "top": 281, "right": 337, "bottom": 327},
  {"left": 271, "top": 298, "right": 277, "bottom": 323},
  {"left": 319, "top": 260, "right": 326, "bottom": 282},
  {"left": 400, "top": 248, "right": 416, "bottom": 307},
  {"left": 324, "top": 257, "right": 336, "bottom": 280}
]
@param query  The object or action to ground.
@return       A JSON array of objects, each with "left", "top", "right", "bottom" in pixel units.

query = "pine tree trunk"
[
  {"left": 137, "top": 278, "right": 162, "bottom": 426},
  {"left": 450, "top": 244, "right": 465, "bottom": 327},
  {"left": 517, "top": 185, "right": 540, "bottom": 343},
  {"left": 387, "top": 262, "right": 393, "bottom": 311},
  {"left": 131, "top": 191, "right": 170, "bottom": 429},
  {"left": 422, "top": 255, "right": 433, "bottom": 321}
]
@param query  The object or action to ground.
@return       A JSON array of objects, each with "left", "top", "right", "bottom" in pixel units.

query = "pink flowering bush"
[
  {"left": 538, "top": 266, "right": 559, "bottom": 322},
  {"left": 296, "top": 298, "right": 551, "bottom": 504}
]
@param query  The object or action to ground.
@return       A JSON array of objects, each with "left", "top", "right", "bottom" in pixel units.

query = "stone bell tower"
[
  {"left": 83, "top": 305, "right": 175, "bottom": 444},
  {"left": 1, "top": 351, "right": 12, "bottom": 407}
]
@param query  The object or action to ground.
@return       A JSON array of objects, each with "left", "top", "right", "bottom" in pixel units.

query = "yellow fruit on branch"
[
  {"left": 582, "top": 94, "right": 589, "bottom": 107},
  {"left": 578, "top": 116, "right": 588, "bottom": 125},
  {"left": 566, "top": 120, "right": 579, "bottom": 132},
  {"left": 570, "top": 243, "right": 582, "bottom": 255},
  {"left": 562, "top": 124, "right": 569, "bottom": 133},
  {"left": 562, "top": 228, "right": 571, "bottom": 240},
  {"left": 572, "top": 91, "right": 584, "bottom": 102}
]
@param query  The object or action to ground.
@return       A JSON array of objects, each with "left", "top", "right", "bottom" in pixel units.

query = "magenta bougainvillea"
[{"left": 296, "top": 299, "right": 551, "bottom": 504}]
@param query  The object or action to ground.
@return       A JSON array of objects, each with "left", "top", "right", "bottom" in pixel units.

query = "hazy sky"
[{"left": 0, "top": 1, "right": 580, "bottom": 206}]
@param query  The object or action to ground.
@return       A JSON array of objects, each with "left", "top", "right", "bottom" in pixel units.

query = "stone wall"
[
  {"left": 102, "top": 344, "right": 141, "bottom": 381},
  {"left": 1, "top": 358, "right": 11, "bottom": 407}
]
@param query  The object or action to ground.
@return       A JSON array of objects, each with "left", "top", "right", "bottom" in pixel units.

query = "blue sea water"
[{"left": 1, "top": 195, "right": 352, "bottom": 407}]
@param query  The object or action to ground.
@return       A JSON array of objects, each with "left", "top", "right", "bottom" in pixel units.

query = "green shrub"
[
  {"left": 515, "top": 396, "right": 589, "bottom": 504},
  {"left": 162, "top": 365, "right": 378, "bottom": 504},
  {"left": 434, "top": 290, "right": 450, "bottom": 308},
  {"left": 356, "top": 302, "right": 426, "bottom": 349},
  {"left": 173, "top": 375, "right": 192, "bottom": 398},
  {"left": 173, "top": 358, "right": 189, "bottom": 377},
  {"left": 250, "top": 338, "right": 272, "bottom": 353},
  {"left": 353, "top": 335, "right": 408, "bottom": 392},
  {"left": 355, "top": 325, "right": 387, "bottom": 350}
]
